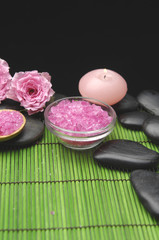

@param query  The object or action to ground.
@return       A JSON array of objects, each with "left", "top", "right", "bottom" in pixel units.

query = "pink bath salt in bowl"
[
  {"left": 44, "top": 97, "right": 116, "bottom": 150},
  {"left": 48, "top": 99, "right": 112, "bottom": 132},
  {"left": 0, "top": 109, "right": 26, "bottom": 141}
]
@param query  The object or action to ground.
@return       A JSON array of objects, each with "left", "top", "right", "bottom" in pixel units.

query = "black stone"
[
  {"left": 53, "top": 93, "right": 67, "bottom": 101},
  {"left": 46, "top": 93, "right": 67, "bottom": 106},
  {"left": 0, "top": 116, "right": 44, "bottom": 148},
  {"left": 118, "top": 111, "right": 151, "bottom": 130},
  {"left": 143, "top": 116, "right": 159, "bottom": 144},
  {"left": 93, "top": 140, "right": 159, "bottom": 170},
  {"left": 131, "top": 170, "right": 159, "bottom": 221},
  {"left": 0, "top": 99, "right": 23, "bottom": 110},
  {"left": 137, "top": 90, "right": 159, "bottom": 116},
  {"left": 112, "top": 94, "right": 139, "bottom": 114}
]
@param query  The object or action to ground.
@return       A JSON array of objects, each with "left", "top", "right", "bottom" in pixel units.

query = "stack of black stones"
[{"left": 93, "top": 90, "right": 159, "bottom": 221}]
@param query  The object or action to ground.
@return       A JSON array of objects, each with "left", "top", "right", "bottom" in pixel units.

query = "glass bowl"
[{"left": 44, "top": 96, "right": 116, "bottom": 150}]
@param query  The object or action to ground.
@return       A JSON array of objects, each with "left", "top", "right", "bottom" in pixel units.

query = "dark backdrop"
[{"left": 1, "top": 0, "right": 159, "bottom": 98}]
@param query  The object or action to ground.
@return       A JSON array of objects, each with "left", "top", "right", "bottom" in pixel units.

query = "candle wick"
[{"left": 104, "top": 75, "right": 106, "bottom": 79}]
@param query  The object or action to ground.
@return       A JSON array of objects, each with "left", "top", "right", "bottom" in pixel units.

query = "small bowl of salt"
[
  {"left": 44, "top": 96, "right": 116, "bottom": 150},
  {"left": 0, "top": 109, "right": 26, "bottom": 142}
]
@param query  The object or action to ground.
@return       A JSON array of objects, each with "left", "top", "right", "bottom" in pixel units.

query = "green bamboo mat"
[{"left": 0, "top": 120, "right": 159, "bottom": 240}]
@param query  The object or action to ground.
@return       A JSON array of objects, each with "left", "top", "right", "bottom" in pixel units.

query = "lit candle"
[{"left": 78, "top": 68, "right": 127, "bottom": 105}]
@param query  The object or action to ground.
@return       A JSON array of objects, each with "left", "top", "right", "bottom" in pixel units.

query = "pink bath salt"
[
  {"left": 50, "top": 211, "right": 55, "bottom": 215},
  {"left": 0, "top": 110, "right": 24, "bottom": 136},
  {"left": 48, "top": 100, "right": 112, "bottom": 131}
]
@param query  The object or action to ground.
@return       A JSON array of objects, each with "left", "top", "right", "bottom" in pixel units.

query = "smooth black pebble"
[
  {"left": 112, "top": 94, "right": 139, "bottom": 114},
  {"left": 0, "top": 99, "right": 23, "bottom": 110},
  {"left": 137, "top": 90, "right": 159, "bottom": 116},
  {"left": 93, "top": 140, "right": 159, "bottom": 170},
  {"left": 53, "top": 93, "right": 67, "bottom": 101},
  {"left": 131, "top": 170, "right": 159, "bottom": 221},
  {"left": 46, "top": 93, "right": 67, "bottom": 106},
  {"left": 143, "top": 116, "right": 159, "bottom": 144},
  {"left": 0, "top": 116, "right": 44, "bottom": 148},
  {"left": 118, "top": 111, "right": 151, "bottom": 130}
]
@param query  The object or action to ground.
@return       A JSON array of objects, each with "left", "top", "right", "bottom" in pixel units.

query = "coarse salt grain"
[
  {"left": 0, "top": 110, "right": 24, "bottom": 136},
  {"left": 48, "top": 100, "right": 112, "bottom": 131}
]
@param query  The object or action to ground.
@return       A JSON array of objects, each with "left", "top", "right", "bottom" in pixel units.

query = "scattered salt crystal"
[
  {"left": 50, "top": 211, "right": 55, "bottom": 215},
  {"left": 0, "top": 110, "right": 24, "bottom": 136},
  {"left": 48, "top": 100, "right": 112, "bottom": 131}
]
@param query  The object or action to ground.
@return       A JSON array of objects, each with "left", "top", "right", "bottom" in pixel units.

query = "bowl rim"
[{"left": 44, "top": 96, "right": 116, "bottom": 135}]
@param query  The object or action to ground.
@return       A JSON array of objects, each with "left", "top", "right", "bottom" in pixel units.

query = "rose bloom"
[
  {"left": 7, "top": 70, "right": 55, "bottom": 115},
  {"left": 0, "top": 58, "right": 12, "bottom": 103}
]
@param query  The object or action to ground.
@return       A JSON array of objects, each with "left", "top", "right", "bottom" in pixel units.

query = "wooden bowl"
[{"left": 0, "top": 109, "right": 26, "bottom": 142}]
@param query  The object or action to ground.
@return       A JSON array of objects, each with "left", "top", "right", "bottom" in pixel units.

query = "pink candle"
[{"left": 78, "top": 68, "right": 127, "bottom": 105}]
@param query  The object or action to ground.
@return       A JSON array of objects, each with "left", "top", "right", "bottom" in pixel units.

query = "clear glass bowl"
[{"left": 44, "top": 96, "right": 116, "bottom": 150}]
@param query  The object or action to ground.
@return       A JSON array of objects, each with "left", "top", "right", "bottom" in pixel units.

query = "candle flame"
[{"left": 103, "top": 68, "right": 107, "bottom": 79}]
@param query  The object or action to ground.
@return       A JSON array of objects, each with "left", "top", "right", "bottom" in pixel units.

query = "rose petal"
[{"left": 0, "top": 58, "right": 12, "bottom": 103}]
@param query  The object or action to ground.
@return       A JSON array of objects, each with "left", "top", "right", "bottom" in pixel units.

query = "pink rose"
[
  {"left": 7, "top": 70, "right": 55, "bottom": 115},
  {"left": 0, "top": 58, "right": 12, "bottom": 103}
]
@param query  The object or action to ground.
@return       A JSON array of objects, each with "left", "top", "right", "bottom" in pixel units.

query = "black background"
[{"left": 1, "top": 0, "right": 159, "bottom": 98}]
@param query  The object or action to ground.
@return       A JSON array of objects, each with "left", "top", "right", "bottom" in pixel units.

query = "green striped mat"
[{"left": 0, "top": 120, "right": 159, "bottom": 240}]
